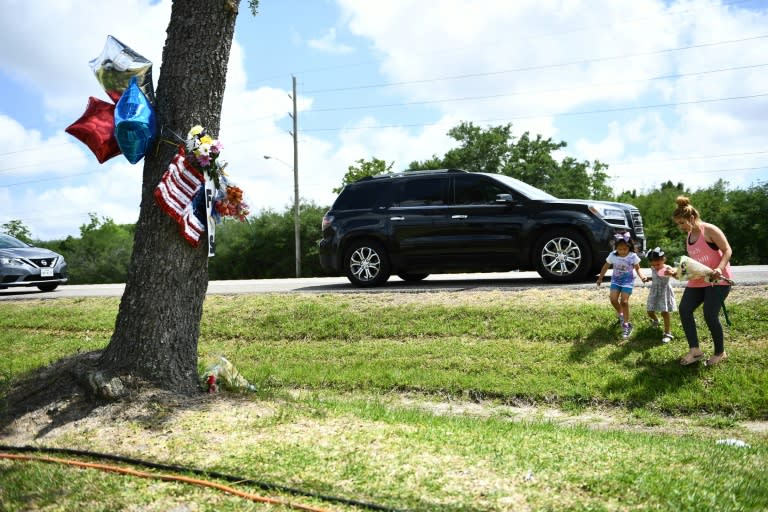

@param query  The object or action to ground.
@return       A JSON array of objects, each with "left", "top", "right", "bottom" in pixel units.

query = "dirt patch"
[{"left": 2, "top": 386, "right": 765, "bottom": 452}]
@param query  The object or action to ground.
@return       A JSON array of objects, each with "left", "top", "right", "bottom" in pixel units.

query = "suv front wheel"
[
  {"left": 344, "top": 239, "right": 391, "bottom": 287},
  {"left": 534, "top": 229, "right": 591, "bottom": 283}
]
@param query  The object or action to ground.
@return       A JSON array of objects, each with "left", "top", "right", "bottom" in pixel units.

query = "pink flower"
[{"left": 197, "top": 154, "right": 211, "bottom": 167}]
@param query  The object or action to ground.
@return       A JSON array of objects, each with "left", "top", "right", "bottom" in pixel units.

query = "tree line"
[{"left": 3, "top": 122, "right": 766, "bottom": 284}]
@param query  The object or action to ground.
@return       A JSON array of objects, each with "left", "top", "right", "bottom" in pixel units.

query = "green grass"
[{"left": 1, "top": 286, "right": 767, "bottom": 510}]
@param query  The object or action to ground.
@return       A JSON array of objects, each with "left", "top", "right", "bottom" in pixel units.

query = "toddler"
[{"left": 645, "top": 247, "right": 677, "bottom": 343}]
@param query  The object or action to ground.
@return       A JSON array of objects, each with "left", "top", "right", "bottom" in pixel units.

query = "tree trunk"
[{"left": 98, "top": 0, "right": 240, "bottom": 395}]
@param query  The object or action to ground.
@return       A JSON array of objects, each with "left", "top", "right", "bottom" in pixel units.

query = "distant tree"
[
  {"left": 333, "top": 157, "right": 394, "bottom": 194},
  {"left": 208, "top": 202, "right": 326, "bottom": 279},
  {"left": 409, "top": 122, "right": 610, "bottom": 199},
  {"left": 54, "top": 213, "right": 134, "bottom": 284},
  {"left": 442, "top": 123, "right": 513, "bottom": 173},
  {"left": 1, "top": 220, "right": 32, "bottom": 244},
  {"left": 690, "top": 180, "right": 767, "bottom": 265},
  {"left": 628, "top": 179, "right": 768, "bottom": 265},
  {"left": 718, "top": 181, "right": 768, "bottom": 264},
  {"left": 408, "top": 155, "right": 444, "bottom": 170},
  {"left": 626, "top": 181, "right": 690, "bottom": 260}
]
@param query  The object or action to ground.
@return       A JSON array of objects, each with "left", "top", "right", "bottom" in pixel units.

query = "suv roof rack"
[
  {"left": 401, "top": 168, "right": 467, "bottom": 175},
  {"left": 357, "top": 168, "right": 467, "bottom": 182}
]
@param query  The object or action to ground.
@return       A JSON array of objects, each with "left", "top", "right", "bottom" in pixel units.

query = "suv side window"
[
  {"left": 393, "top": 177, "right": 449, "bottom": 207},
  {"left": 453, "top": 175, "right": 512, "bottom": 205},
  {"left": 334, "top": 181, "right": 392, "bottom": 210}
]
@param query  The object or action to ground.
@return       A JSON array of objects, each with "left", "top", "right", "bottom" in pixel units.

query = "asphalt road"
[{"left": 1, "top": 266, "right": 766, "bottom": 300}]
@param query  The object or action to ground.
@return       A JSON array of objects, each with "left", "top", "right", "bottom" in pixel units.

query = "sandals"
[
  {"left": 679, "top": 351, "right": 729, "bottom": 367},
  {"left": 680, "top": 351, "right": 706, "bottom": 366},
  {"left": 705, "top": 353, "right": 728, "bottom": 367},
  {"left": 661, "top": 333, "right": 674, "bottom": 344}
]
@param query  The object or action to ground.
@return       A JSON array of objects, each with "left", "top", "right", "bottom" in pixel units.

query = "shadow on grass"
[
  {"left": 601, "top": 356, "right": 706, "bottom": 410},
  {"left": 607, "top": 324, "right": 662, "bottom": 362},
  {"left": 568, "top": 320, "right": 711, "bottom": 410},
  {"left": 567, "top": 320, "right": 623, "bottom": 362},
  {"left": 606, "top": 324, "right": 709, "bottom": 410}
]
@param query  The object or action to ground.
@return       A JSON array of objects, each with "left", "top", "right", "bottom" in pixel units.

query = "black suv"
[{"left": 319, "top": 170, "right": 645, "bottom": 287}]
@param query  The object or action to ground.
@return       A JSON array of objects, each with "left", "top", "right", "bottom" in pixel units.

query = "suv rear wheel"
[
  {"left": 534, "top": 229, "right": 592, "bottom": 283},
  {"left": 344, "top": 239, "right": 391, "bottom": 287}
]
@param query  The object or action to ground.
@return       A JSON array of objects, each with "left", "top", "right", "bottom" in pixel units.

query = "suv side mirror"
[{"left": 495, "top": 193, "right": 515, "bottom": 204}]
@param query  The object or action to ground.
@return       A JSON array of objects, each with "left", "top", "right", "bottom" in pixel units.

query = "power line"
[
  {"left": 610, "top": 165, "right": 768, "bottom": 178},
  {"left": 302, "top": 34, "right": 768, "bottom": 94},
  {"left": 608, "top": 150, "right": 768, "bottom": 167},
  {"left": 299, "top": 92, "right": 768, "bottom": 133},
  {"left": 1, "top": 172, "right": 96, "bottom": 188},
  {"left": 304, "top": 63, "right": 768, "bottom": 113},
  {"left": 0, "top": 156, "right": 84, "bottom": 174}
]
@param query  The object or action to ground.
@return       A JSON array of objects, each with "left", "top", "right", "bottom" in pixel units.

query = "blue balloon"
[{"left": 114, "top": 76, "right": 156, "bottom": 164}]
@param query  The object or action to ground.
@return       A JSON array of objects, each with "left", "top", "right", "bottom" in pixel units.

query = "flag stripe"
[{"left": 154, "top": 148, "right": 206, "bottom": 247}]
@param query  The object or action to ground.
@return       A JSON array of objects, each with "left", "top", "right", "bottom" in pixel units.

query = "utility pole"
[{"left": 289, "top": 75, "right": 300, "bottom": 278}]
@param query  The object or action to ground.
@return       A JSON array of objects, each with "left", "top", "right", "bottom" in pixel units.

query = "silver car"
[{"left": 0, "top": 233, "right": 69, "bottom": 292}]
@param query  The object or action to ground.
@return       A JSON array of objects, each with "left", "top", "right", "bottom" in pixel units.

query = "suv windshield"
[{"left": 483, "top": 173, "right": 558, "bottom": 200}]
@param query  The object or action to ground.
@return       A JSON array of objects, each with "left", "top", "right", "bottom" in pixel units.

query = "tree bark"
[{"left": 99, "top": 0, "right": 240, "bottom": 395}]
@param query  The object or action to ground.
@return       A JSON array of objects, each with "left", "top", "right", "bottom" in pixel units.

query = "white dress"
[{"left": 647, "top": 270, "right": 676, "bottom": 312}]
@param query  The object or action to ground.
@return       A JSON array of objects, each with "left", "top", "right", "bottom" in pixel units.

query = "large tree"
[
  {"left": 93, "top": 0, "right": 254, "bottom": 395},
  {"left": 410, "top": 122, "right": 611, "bottom": 200}
]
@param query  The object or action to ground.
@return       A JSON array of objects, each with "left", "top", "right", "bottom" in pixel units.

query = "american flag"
[{"left": 154, "top": 148, "right": 206, "bottom": 247}]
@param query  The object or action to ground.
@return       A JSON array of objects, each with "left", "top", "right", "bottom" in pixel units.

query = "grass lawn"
[{"left": 1, "top": 285, "right": 766, "bottom": 511}]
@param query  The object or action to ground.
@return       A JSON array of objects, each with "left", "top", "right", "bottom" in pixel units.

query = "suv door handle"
[
  {"left": 390, "top": 216, "right": 405, "bottom": 221},
  {"left": 451, "top": 214, "right": 468, "bottom": 219}
]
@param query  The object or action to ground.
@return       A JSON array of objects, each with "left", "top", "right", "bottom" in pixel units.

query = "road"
[{"left": 1, "top": 266, "right": 766, "bottom": 300}]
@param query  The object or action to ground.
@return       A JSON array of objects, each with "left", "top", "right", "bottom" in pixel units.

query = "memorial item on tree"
[
  {"left": 65, "top": 97, "right": 121, "bottom": 163},
  {"left": 114, "top": 76, "right": 157, "bottom": 164},
  {"left": 89, "top": 34, "right": 155, "bottom": 105}
]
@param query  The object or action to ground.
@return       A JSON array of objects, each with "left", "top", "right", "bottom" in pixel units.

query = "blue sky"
[{"left": 1, "top": 0, "right": 767, "bottom": 240}]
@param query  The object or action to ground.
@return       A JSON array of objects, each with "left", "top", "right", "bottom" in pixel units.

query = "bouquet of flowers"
[
  {"left": 184, "top": 125, "right": 249, "bottom": 223},
  {"left": 214, "top": 183, "right": 250, "bottom": 222},
  {"left": 668, "top": 255, "right": 734, "bottom": 284},
  {"left": 200, "top": 355, "right": 256, "bottom": 392},
  {"left": 186, "top": 125, "right": 226, "bottom": 189}
]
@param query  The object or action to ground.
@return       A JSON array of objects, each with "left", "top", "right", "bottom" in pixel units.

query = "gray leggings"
[{"left": 678, "top": 286, "right": 731, "bottom": 354}]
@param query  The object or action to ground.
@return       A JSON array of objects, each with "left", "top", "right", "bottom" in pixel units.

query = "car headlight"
[
  {"left": 0, "top": 257, "right": 26, "bottom": 266},
  {"left": 589, "top": 205, "right": 625, "bottom": 221}
]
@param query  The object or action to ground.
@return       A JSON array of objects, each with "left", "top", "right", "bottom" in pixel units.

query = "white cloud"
[
  {"left": 308, "top": 28, "right": 354, "bottom": 54},
  {"left": 0, "top": 1, "right": 170, "bottom": 125}
]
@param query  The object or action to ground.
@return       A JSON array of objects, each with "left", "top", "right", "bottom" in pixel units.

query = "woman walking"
[{"left": 672, "top": 196, "right": 733, "bottom": 366}]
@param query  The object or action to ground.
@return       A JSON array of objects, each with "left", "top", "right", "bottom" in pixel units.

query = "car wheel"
[
  {"left": 344, "top": 239, "right": 391, "bottom": 287},
  {"left": 397, "top": 272, "right": 429, "bottom": 282},
  {"left": 37, "top": 283, "right": 59, "bottom": 292},
  {"left": 534, "top": 229, "right": 592, "bottom": 283}
]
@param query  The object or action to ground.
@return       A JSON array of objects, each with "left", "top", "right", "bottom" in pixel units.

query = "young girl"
[
  {"left": 597, "top": 232, "right": 647, "bottom": 339},
  {"left": 645, "top": 247, "right": 677, "bottom": 343}
]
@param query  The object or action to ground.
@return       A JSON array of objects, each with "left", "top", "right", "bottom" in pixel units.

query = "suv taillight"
[{"left": 321, "top": 214, "right": 334, "bottom": 231}]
